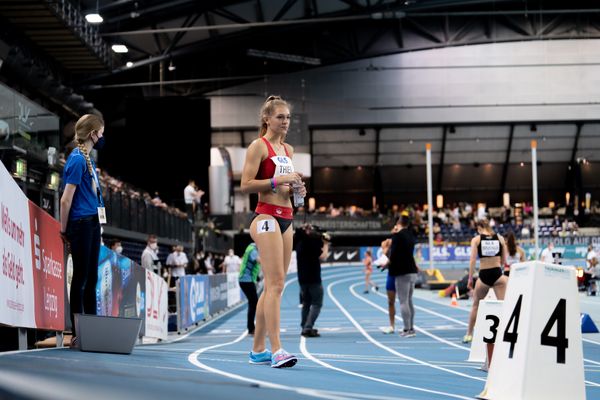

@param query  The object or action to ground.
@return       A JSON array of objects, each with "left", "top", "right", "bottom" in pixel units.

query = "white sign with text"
[{"left": 483, "top": 261, "right": 585, "bottom": 400}]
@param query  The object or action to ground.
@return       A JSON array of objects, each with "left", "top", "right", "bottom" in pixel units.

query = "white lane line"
[
  {"left": 327, "top": 276, "right": 485, "bottom": 382},
  {"left": 354, "top": 283, "right": 471, "bottom": 353},
  {"left": 300, "top": 336, "right": 472, "bottom": 400},
  {"left": 168, "top": 300, "right": 249, "bottom": 343},
  {"left": 583, "top": 338, "right": 600, "bottom": 346},
  {"left": 371, "top": 281, "right": 600, "bottom": 388},
  {"left": 188, "top": 330, "right": 351, "bottom": 400},
  {"left": 18, "top": 353, "right": 208, "bottom": 373},
  {"left": 186, "top": 272, "right": 366, "bottom": 400},
  {"left": 175, "top": 266, "right": 355, "bottom": 343},
  {"left": 0, "top": 346, "right": 57, "bottom": 357}
]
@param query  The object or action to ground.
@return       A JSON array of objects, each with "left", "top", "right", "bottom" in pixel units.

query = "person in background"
[
  {"left": 204, "top": 252, "right": 215, "bottom": 275},
  {"left": 239, "top": 243, "right": 261, "bottom": 335},
  {"left": 585, "top": 245, "right": 598, "bottom": 296},
  {"left": 540, "top": 241, "right": 555, "bottom": 264},
  {"left": 141, "top": 234, "right": 160, "bottom": 274},
  {"left": 60, "top": 113, "right": 106, "bottom": 349},
  {"left": 504, "top": 231, "right": 525, "bottom": 276},
  {"left": 375, "top": 238, "right": 396, "bottom": 334},
  {"left": 166, "top": 245, "right": 188, "bottom": 286},
  {"left": 192, "top": 251, "right": 207, "bottom": 274},
  {"left": 183, "top": 179, "right": 204, "bottom": 223},
  {"left": 463, "top": 219, "right": 508, "bottom": 345},
  {"left": 183, "top": 179, "right": 197, "bottom": 222},
  {"left": 388, "top": 216, "right": 419, "bottom": 338},
  {"left": 222, "top": 249, "right": 242, "bottom": 274},
  {"left": 295, "top": 224, "right": 329, "bottom": 338},
  {"left": 109, "top": 239, "right": 123, "bottom": 255},
  {"left": 362, "top": 250, "right": 379, "bottom": 294}
]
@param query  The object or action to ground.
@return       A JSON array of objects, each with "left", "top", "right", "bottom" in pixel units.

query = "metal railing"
[
  {"left": 103, "top": 189, "right": 191, "bottom": 242},
  {"left": 45, "top": 0, "right": 112, "bottom": 68}
]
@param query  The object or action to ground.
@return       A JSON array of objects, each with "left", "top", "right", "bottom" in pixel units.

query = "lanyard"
[
  {"left": 76, "top": 148, "right": 104, "bottom": 208},
  {"left": 91, "top": 165, "right": 105, "bottom": 208}
]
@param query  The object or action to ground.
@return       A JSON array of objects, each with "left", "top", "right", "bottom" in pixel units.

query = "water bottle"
[{"left": 293, "top": 185, "right": 304, "bottom": 208}]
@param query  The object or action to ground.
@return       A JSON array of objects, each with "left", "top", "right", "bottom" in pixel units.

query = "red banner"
[{"left": 29, "top": 200, "right": 65, "bottom": 331}]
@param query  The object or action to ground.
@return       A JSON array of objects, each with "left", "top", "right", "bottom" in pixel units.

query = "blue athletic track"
[{"left": 1, "top": 265, "right": 599, "bottom": 400}]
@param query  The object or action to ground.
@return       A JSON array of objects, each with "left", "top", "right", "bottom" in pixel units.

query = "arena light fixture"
[
  {"left": 436, "top": 194, "right": 444, "bottom": 209},
  {"left": 111, "top": 44, "right": 129, "bottom": 53},
  {"left": 126, "top": 61, "right": 133, "bottom": 68},
  {"left": 247, "top": 49, "right": 321, "bottom": 66},
  {"left": 85, "top": 13, "right": 103, "bottom": 23}
]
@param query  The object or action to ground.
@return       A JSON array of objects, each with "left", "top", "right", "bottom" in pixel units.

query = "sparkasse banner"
[{"left": 0, "top": 161, "right": 65, "bottom": 330}]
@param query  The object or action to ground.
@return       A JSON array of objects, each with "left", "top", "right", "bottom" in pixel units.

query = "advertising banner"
[
  {"left": 208, "top": 274, "right": 228, "bottom": 315},
  {"left": 145, "top": 269, "right": 168, "bottom": 340},
  {"left": 96, "top": 246, "right": 145, "bottom": 333},
  {"left": 227, "top": 272, "right": 241, "bottom": 307},
  {"left": 325, "top": 247, "right": 361, "bottom": 263},
  {"left": 0, "top": 161, "right": 65, "bottom": 330},
  {"left": 420, "top": 245, "right": 472, "bottom": 263},
  {"left": 0, "top": 163, "right": 35, "bottom": 328},
  {"left": 29, "top": 201, "right": 65, "bottom": 331},
  {"left": 177, "top": 275, "right": 208, "bottom": 331}
]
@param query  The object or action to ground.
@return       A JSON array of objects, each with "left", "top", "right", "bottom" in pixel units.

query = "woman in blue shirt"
[{"left": 59, "top": 114, "right": 106, "bottom": 348}]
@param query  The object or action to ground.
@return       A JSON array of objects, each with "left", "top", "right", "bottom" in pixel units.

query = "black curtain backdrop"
[{"left": 100, "top": 97, "right": 210, "bottom": 209}]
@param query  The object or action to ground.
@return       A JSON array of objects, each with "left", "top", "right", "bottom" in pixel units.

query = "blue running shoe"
[
  {"left": 271, "top": 349, "right": 298, "bottom": 368},
  {"left": 249, "top": 349, "right": 272, "bottom": 365}
]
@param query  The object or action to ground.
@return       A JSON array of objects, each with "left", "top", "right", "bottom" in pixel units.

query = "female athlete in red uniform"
[{"left": 241, "top": 96, "right": 306, "bottom": 368}]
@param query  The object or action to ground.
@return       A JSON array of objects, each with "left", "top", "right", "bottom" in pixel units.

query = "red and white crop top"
[{"left": 255, "top": 137, "right": 295, "bottom": 179}]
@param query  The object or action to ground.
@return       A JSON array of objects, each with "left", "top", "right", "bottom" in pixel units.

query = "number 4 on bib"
[{"left": 257, "top": 219, "right": 276, "bottom": 234}]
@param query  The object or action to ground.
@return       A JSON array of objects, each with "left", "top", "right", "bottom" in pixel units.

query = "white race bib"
[
  {"left": 257, "top": 219, "right": 276, "bottom": 234},
  {"left": 481, "top": 240, "right": 500, "bottom": 257},
  {"left": 271, "top": 155, "right": 294, "bottom": 177}
]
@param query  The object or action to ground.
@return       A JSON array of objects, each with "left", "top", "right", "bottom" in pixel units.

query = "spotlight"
[
  {"left": 126, "top": 61, "right": 133, "bottom": 68},
  {"left": 530, "top": 124, "right": 537, "bottom": 132},
  {"left": 111, "top": 44, "right": 128, "bottom": 53},
  {"left": 85, "top": 13, "right": 103, "bottom": 23},
  {"left": 168, "top": 61, "right": 176, "bottom": 71},
  {"left": 359, "top": 128, "right": 366, "bottom": 136},
  {"left": 449, "top": 125, "right": 456, "bottom": 134}
]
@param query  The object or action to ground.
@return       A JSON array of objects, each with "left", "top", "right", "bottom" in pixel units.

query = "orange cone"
[{"left": 450, "top": 292, "right": 459, "bottom": 307}]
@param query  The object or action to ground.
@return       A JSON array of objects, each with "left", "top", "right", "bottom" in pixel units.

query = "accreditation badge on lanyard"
[
  {"left": 271, "top": 155, "right": 294, "bottom": 177},
  {"left": 91, "top": 167, "right": 107, "bottom": 224}
]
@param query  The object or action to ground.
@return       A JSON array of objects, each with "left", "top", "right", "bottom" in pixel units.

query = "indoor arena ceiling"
[{"left": 3, "top": 0, "right": 600, "bottom": 112}]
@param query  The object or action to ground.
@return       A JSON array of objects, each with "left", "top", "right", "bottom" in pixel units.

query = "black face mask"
[{"left": 93, "top": 136, "right": 105, "bottom": 150}]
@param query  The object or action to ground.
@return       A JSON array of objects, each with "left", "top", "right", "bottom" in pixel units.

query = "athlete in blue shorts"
[{"left": 374, "top": 239, "right": 396, "bottom": 334}]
